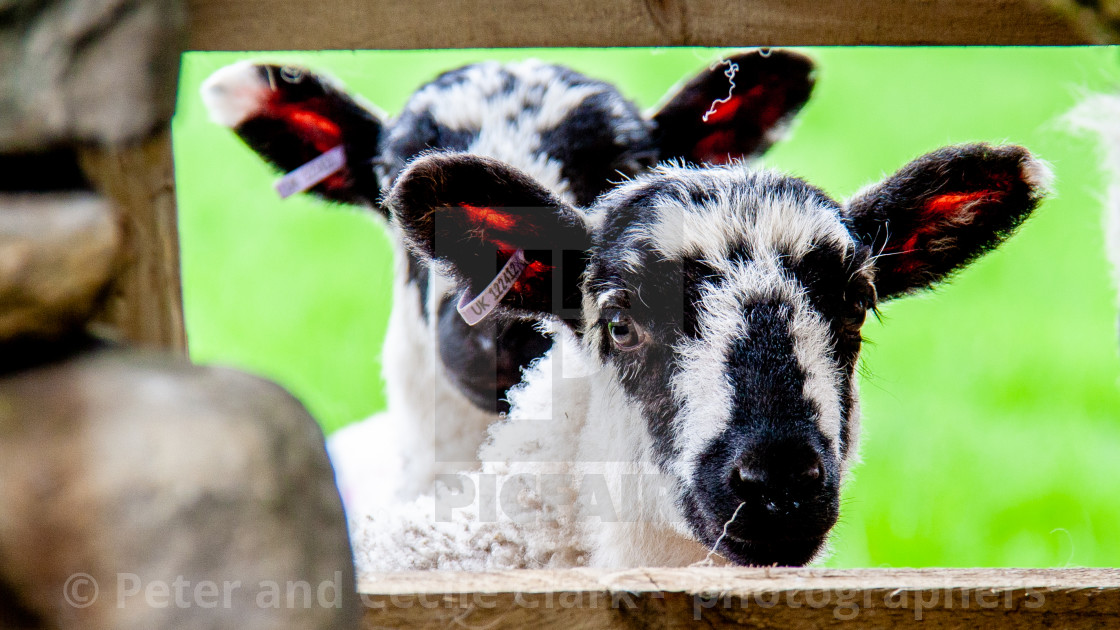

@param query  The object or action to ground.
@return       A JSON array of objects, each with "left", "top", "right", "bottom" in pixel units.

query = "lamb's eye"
[
  {"left": 841, "top": 302, "right": 866, "bottom": 330},
  {"left": 280, "top": 66, "right": 305, "bottom": 83},
  {"left": 607, "top": 313, "right": 644, "bottom": 350},
  {"left": 841, "top": 281, "right": 876, "bottom": 331}
]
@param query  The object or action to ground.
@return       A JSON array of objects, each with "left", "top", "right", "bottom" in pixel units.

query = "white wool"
[
  {"left": 1069, "top": 95, "right": 1120, "bottom": 303},
  {"left": 352, "top": 331, "right": 716, "bottom": 576},
  {"left": 327, "top": 237, "right": 499, "bottom": 515}
]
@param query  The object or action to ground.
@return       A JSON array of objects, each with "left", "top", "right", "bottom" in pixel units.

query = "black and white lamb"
[
  {"left": 353, "top": 143, "right": 1050, "bottom": 572},
  {"left": 199, "top": 52, "right": 817, "bottom": 513}
]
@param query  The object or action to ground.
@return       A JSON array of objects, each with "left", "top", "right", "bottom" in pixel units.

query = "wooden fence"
[{"left": 103, "top": 2, "right": 1120, "bottom": 627}]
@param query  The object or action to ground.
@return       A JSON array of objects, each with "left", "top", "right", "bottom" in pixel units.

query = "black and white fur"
[
  {"left": 352, "top": 144, "right": 1049, "bottom": 571},
  {"left": 199, "top": 52, "right": 817, "bottom": 510}
]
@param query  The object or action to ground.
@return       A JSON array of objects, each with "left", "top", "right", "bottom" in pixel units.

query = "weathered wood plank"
[
  {"left": 359, "top": 568, "right": 1120, "bottom": 629},
  {"left": 78, "top": 131, "right": 188, "bottom": 352},
  {"left": 185, "top": 0, "right": 1115, "bottom": 50}
]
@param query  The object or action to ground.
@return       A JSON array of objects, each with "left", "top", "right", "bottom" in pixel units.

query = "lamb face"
[
  {"left": 384, "top": 59, "right": 661, "bottom": 413},
  {"left": 580, "top": 170, "right": 867, "bottom": 565},
  {"left": 201, "top": 52, "right": 817, "bottom": 416},
  {"left": 391, "top": 144, "right": 1049, "bottom": 566}
]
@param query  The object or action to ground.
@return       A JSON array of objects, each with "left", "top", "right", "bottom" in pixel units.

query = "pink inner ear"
[
  {"left": 692, "top": 130, "right": 737, "bottom": 164},
  {"left": 889, "top": 189, "right": 1004, "bottom": 268},
  {"left": 923, "top": 191, "right": 993, "bottom": 217},
  {"left": 263, "top": 103, "right": 349, "bottom": 191},
  {"left": 704, "top": 93, "right": 747, "bottom": 124},
  {"left": 262, "top": 92, "right": 343, "bottom": 154},
  {"left": 511, "top": 259, "right": 553, "bottom": 296},
  {"left": 460, "top": 203, "right": 518, "bottom": 231},
  {"left": 704, "top": 83, "right": 789, "bottom": 130},
  {"left": 694, "top": 82, "right": 789, "bottom": 164}
]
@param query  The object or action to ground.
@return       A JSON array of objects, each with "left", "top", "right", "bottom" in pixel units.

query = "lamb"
[
  {"left": 353, "top": 143, "right": 1050, "bottom": 572},
  {"left": 1070, "top": 95, "right": 1120, "bottom": 319},
  {"left": 199, "top": 51, "right": 817, "bottom": 513}
]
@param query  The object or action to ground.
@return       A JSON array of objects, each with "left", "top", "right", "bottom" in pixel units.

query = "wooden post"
[{"left": 79, "top": 131, "right": 188, "bottom": 352}]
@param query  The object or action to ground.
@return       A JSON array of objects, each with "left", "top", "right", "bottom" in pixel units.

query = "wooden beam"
[
  {"left": 79, "top": 130, "right": 188, "bottom": 353},
  {"left": 186, "top": 0, "right": 1115, "bottom": 50},
  {"left": 359, "top": 568, "right": 1120, "bottom": 629}
]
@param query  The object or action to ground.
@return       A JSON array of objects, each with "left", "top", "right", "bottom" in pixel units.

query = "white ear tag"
[
  {"left": 456, "top": 249, "right": 528, "bottom": 326},
  {"left": 275, "top": 145, "right": 346, "bottom": 199}
]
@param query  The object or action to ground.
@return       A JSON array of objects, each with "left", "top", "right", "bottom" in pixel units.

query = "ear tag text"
[{"left": 457, "top": 249, "right": 528, "bottom": 326}]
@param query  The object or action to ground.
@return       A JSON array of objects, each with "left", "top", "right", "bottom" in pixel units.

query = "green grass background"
[{"left": 174, "top": 47, "right": 1120, "bottom": 568}]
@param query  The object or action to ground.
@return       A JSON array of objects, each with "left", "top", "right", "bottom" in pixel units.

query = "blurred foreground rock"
[
  {"left": 0, "top": 348, "right": 360, "bottom": 630},
  {"left": 0, "top": 202, "right": 361, "bottom": 629},
  {"left": 0, "top": 204, "right": 361, "bottom": 628},
  {"left": 0, "top": 0, "right": 185, "bottom": 151},
  {"left": 0, "top": 194, "right": 121, "bottom": 343},
  {"left": 0, "top": 3, "right": 360, "bottom": 628}
]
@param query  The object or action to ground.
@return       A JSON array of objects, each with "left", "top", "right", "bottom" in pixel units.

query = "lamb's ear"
[
  {"left": 844, "top": 144, "right": 1051, "bottom": 301},
  {"left": 201, "top": 61, "right": 384, "bottom": 209},
  {"left": 389, "top": 153, "right": 592, "bottom": 322},
  {"left": 651, "top": 49, "right": 815, "bottom": 165}
]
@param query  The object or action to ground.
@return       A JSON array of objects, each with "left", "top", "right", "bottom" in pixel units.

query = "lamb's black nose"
[{"left": 729, "top": 443, "right": 825, "bottom": 511}]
